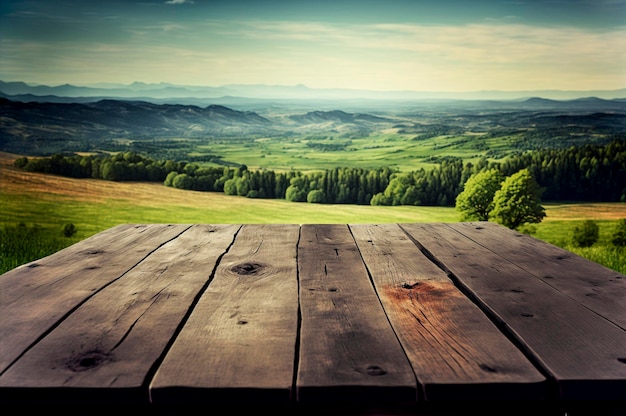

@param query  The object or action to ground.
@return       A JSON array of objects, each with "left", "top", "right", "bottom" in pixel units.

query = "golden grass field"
[{"left": 0, "top": 152, "right": 461, "bottom": 234}]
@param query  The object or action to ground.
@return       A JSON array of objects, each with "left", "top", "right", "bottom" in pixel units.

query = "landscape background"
[{"left": 0, "top": 0, "right": 625, "bottom": 274}]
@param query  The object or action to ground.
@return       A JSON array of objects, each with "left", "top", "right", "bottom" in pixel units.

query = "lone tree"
[
  {"left": 455, "top": 169, "right": 503, "bottom": 221},
  {"left": 490, "top": 168, "right": 546, "bottom": 230}
]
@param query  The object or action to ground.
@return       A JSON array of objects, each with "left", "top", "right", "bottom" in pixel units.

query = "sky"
[{"left": 0, "top": 0, "right": 625, "bottom": 92}]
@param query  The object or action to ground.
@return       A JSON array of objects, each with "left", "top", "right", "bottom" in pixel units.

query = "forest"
[{"left": 14, "top": 139, "right": 626, "bottom": 207}]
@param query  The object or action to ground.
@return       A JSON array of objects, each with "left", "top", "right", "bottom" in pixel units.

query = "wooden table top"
[{"left": 0, "top": 222, "right": 624, "bottom": 414}]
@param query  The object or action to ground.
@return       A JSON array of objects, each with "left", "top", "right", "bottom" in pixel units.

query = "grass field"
[
  {"left": 188, "top": 130, "right": 513, "bottom": 172},
  {"left": 1, "top": 151, "right": 625, "bottom": 274}
]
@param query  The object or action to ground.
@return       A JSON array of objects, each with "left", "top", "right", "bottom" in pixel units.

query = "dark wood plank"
[
  {"left": 0, "top": 224, "right": 240, "bottom": 403},
  {"left": 401, "top": 222, "right": 626, "bottom": 401},
  {"left": 296, "top": 224, "right": 417, "bottom": 403},
  {"left": 450, "top": 221, "right": 626, "bottom": 330},
  {"left": 0, "top": 223, "right": 189, "bottom": 374},
  {"left": 350, "top": 223, "right": 546, "bottom": 401},
  {"left": 150, "top": 224, "right": 300, "bottom": 404}
]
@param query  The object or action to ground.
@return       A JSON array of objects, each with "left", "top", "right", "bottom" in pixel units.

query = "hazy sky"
[{"left": 1, "top": 0, "right": 624, "bottom": 92}]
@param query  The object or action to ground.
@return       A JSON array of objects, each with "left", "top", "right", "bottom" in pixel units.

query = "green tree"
[
  {"left": 285, "top": 185, "right": 307, "bottom": 202},
  {"left": 307, "top": 189, "right": 326, "bottom": 203},
  {"left": 490, "top": 169, "right": 546, "bottom": 230},
  {"left": 223, "top": 178, "right": 238, "bottom": 195},
  {"left": 163, "top": 171, "right": 178, "bottom": 187},
  {"left": 455, "top": 169, "right": 503, "bottom": 221},
  {"left": 285, "top": 176, "right": 308, "bottom": 202},
  {"left": 235, "top": 176, "right": 250, "bottom": 197},
  {"left": 572, "top": 220, "right": 600, "bottom": 248},
  {"left": 172, "top": 173, "right": 193, "bottom": 189}
]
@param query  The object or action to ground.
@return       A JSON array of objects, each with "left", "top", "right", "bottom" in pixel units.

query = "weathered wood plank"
[
  {"left": 0, "top": 224, "right": 240, "bottom": 403},
  {"left": 401, "top": 222, "right": 626, "bottom": 401},
  {"left": 296, "top": 224, "right": 417, "bottom": 403},
  {"left": 350, "top": 223, "right": 546, "bottom": 401},
  {"left": 450, "top": 221, "right": 626, "bottom": 330},
  {"left": 150, "top": 224, "right": 300, "bottom": 403},
  {"left": 0, "top": 223, "right": 189, "bottom": 374}
]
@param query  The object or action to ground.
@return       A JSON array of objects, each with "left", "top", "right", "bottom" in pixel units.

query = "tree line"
[
  {"left": 498, "top": 140, "right": 626, "bottom": 201},
  {"left": 14, "top": 139, "right": 626, "bottom": 206}
]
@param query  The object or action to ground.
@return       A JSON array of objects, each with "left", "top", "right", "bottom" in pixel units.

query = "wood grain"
[
  {"left": 401, "top": 222, "right": 626, "bottom": 401},
  {"left": 0, "top": 224, "right": 239, "bottom": 403},
  {"left": 150, "top": 224, "right": 300, "bottom": 403},
  {"left": 0, "top": 223, "right": 189, "bottom": 374},
  {"left": 296, "top": 224, "right": 417, "bottom": 403},
  {"left": 1, "top": 222, "right": 623, "bottom": 409},
  {"left": 450, "top": 221, "right": 626, "bottom": 330},
  {"left": 350, "top": 223, "right": 546, "bottom": 401}
]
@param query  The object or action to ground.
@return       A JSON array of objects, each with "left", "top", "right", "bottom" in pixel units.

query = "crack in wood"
[{"left": 253, "top": 239, "right": 263, "bottom": 255}]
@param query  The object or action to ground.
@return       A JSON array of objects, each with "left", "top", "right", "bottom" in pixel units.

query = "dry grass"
[
  {"left": 542, "top": 202, "right": 626, "bottom": 221},
  {"left": 0, "top": 152, "right": 462, "bottom": 230},
  {"left": 1, "top": 152, "right": 231, "bottom": 206}
]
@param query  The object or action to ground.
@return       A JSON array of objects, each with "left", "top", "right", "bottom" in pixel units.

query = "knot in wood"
[
  {"left": 401, "top": 282, "right": 419, "bottom": 289},
  {"left": 231, "top": 262, "right": 264, "bottom": 275},
  {"left": 67, "top": 350, "right": 110, "bottom": 372},
  {"left": 479, "top": 364, "right": 498, "bottom": 373},
  {"left": 366, "top": 365, "right": 387, "bottom": 376}
]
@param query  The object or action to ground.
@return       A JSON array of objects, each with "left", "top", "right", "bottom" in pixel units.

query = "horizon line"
[{"left": 2, "top": 79, "right": 626, "bottom": 94}]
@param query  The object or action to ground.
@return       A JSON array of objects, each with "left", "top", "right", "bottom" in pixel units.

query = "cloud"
[
  {"left": 203, "top": 20, "right": 626, "bottom": 90},
  {"left": 164, "top": 0, "right": 194, "bottom": 4},
  {"left": 1, "top": 12, "right": 623, "bottom": 91},
  {"left": 228, "top": 19, "right": 626, "bottom": 66}
]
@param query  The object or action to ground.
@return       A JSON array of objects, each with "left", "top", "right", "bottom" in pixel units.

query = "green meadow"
[
  {"left": 188, "top": 130, "right": 514, "bottom": 172},
  {"left": 1, "top": 152, "right": 624, "bottom": 274}
]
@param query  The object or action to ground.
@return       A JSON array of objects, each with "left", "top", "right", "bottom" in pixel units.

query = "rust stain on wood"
[{"left": 385, "top": 280, "right": 456, "bottom": 304}]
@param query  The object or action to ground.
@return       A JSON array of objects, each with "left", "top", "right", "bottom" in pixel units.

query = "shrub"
[
  {"left": 571, "top": 220, "right": 599, "bottom": 248},
  {"left": 246, "top": 189, "right": 260, "bottom": 198},
  {"left": 62, "top": 223, "right": 77, "bottom": 237},
  {"left": 611, "top": 218, "right": 626, "bottom": 247},
  {"left": 14, "top": 157, "right": 29, "bottom": 169}
]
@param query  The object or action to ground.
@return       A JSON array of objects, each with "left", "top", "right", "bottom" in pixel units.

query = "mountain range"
[
  {"left": 2, "top": 79, "right": 625, "bottom": 155},
  {"left": 1, "top": 80, "right": 625, "bottom": 106},
  {"left": 0, "top": 97, "right": 406, "bottom": 143},
  {"left": 2, "top": 93, "right": 625, "bottom": 143}
]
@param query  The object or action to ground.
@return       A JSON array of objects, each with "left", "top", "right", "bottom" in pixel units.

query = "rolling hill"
[{"left": 0, "top": 98, "right": 274, "bottom": 141}]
